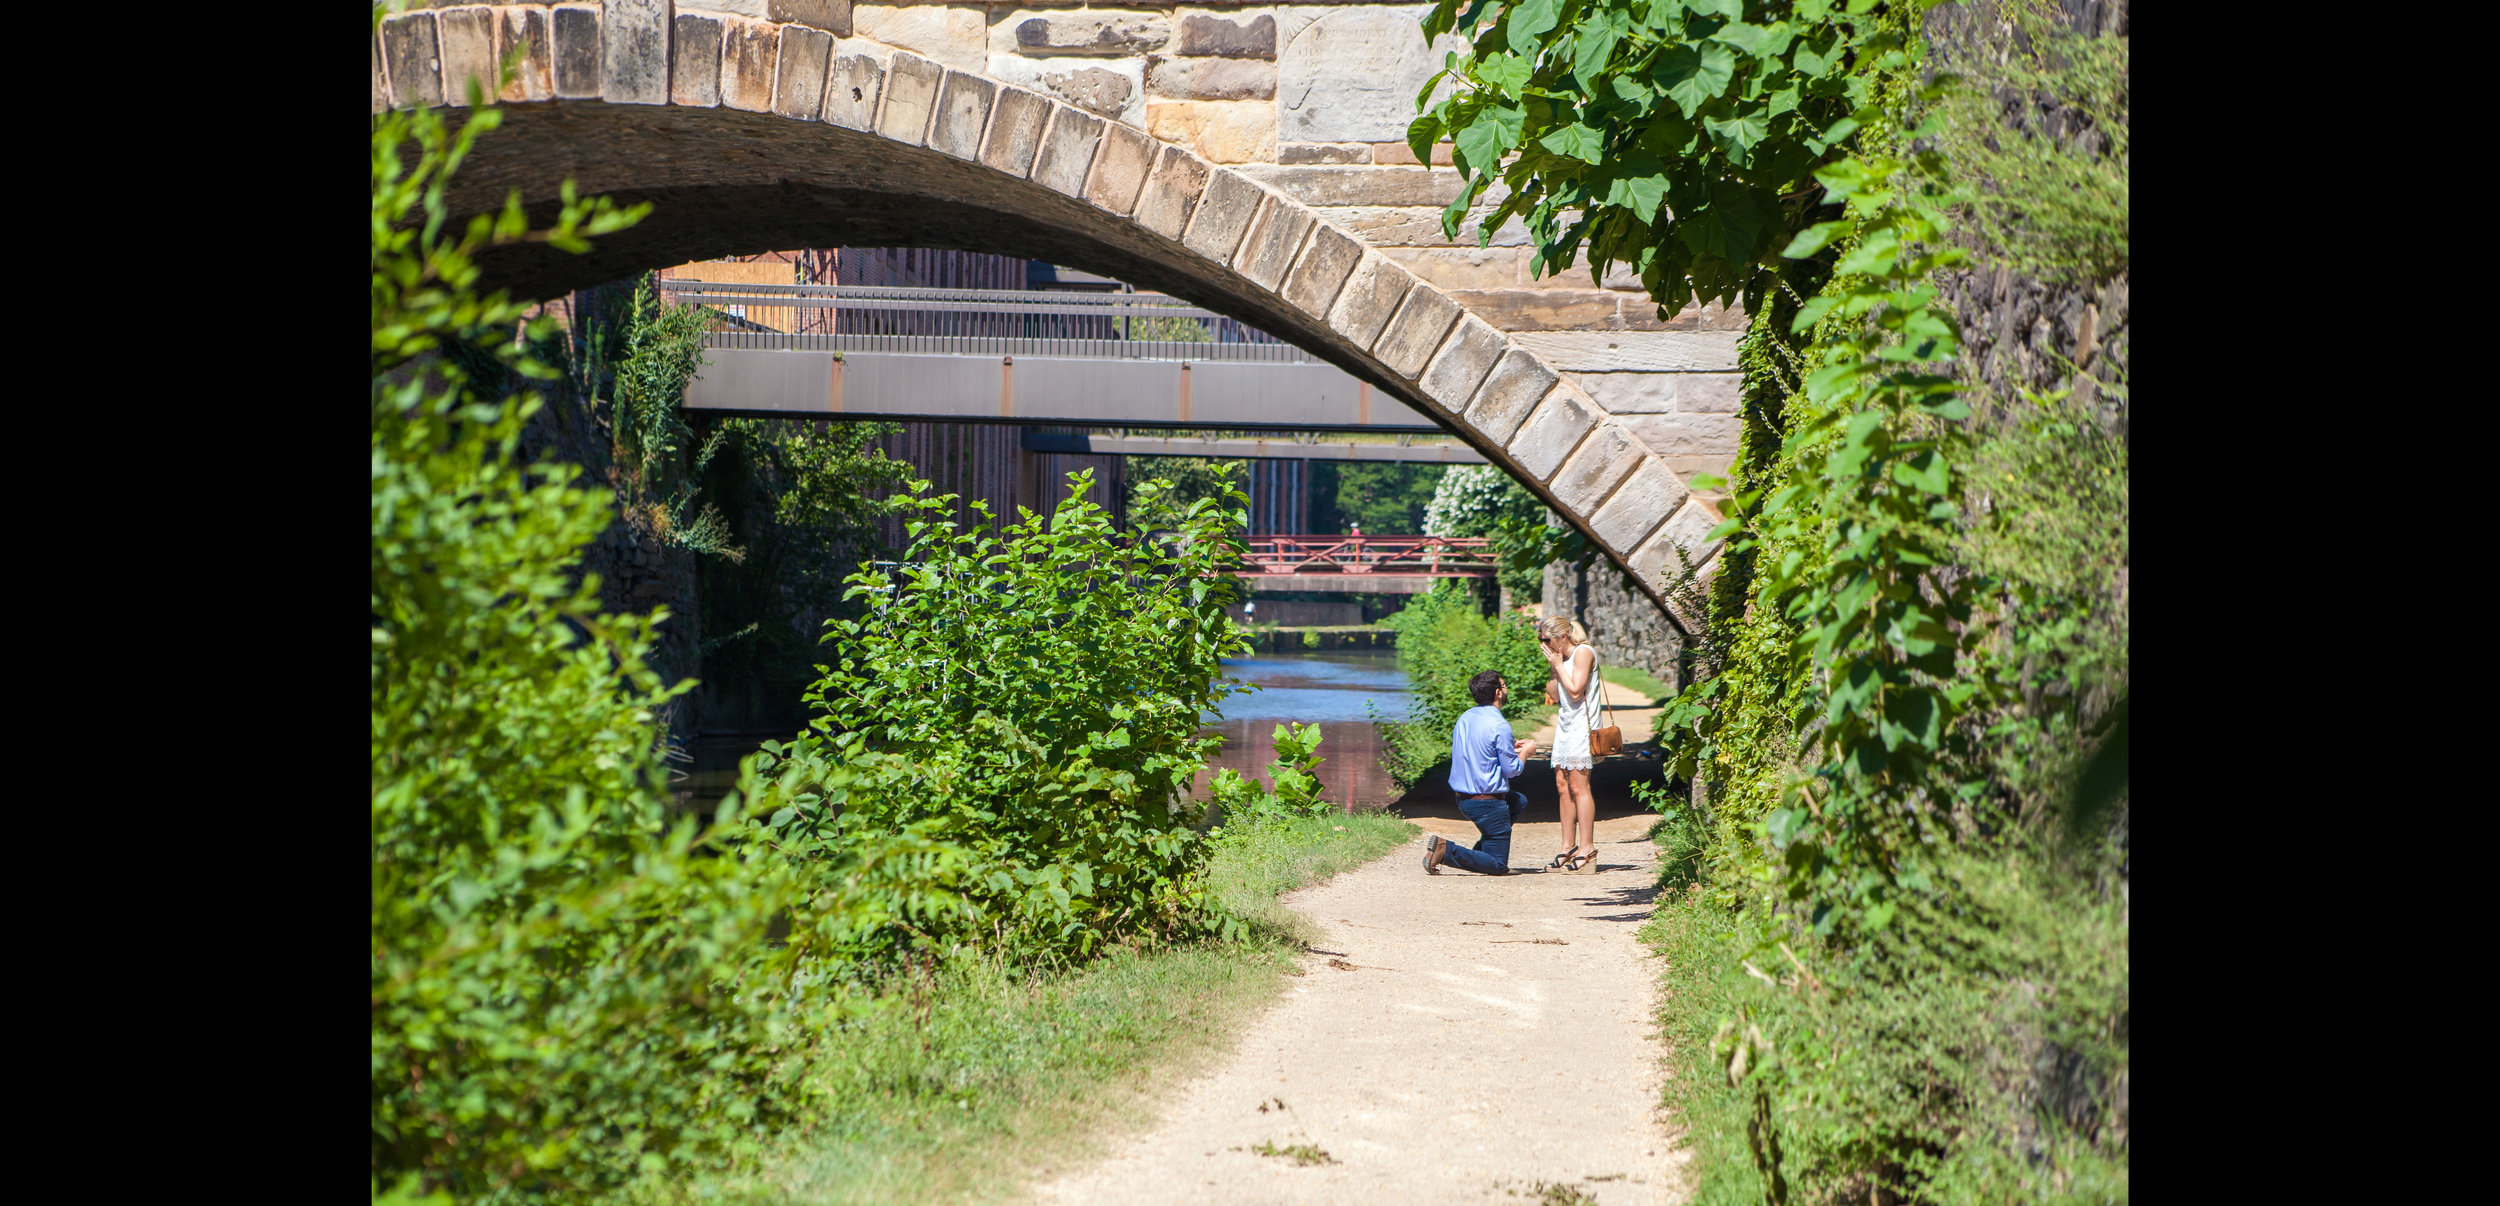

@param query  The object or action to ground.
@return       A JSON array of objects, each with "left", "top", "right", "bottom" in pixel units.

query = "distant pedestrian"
[
  {"left": 1421, "top": 671, "right": 1536, "bottom": 875},
  {"left": 1537, "top": 616, "right": 1603, "bottom": 871}
]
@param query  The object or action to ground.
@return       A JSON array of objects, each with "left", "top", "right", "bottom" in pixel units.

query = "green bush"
[
  {"left": 371, "top": 86, "right": 966, "bottom": 1203},
  {"left": 1370, "top": 584, "right": 1550, "bottom": 788},
  {"left": 742, "top": 472, "right": 1253, "bottom": 958},
  {"left": 1206, "top": 722, "right": 1333, "bottom": 825}
]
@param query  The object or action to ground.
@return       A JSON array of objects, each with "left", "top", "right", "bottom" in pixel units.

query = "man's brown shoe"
[{"left": 1422, "top": 834, "right": 1447, "bottom": 874}]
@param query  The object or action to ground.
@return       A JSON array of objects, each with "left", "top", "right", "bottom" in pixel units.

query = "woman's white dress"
[{"left": 1551, "top": 646, "right": 1603, "bottom": 771}]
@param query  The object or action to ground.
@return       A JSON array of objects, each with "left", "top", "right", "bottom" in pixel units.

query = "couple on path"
[{"left": 1422, "top": 616, "right": 1608, "bottom": 876}]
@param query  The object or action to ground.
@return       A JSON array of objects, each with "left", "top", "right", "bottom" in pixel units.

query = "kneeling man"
[{"left": 1423, "top": 670, "right": 1536, "bottom": 875}]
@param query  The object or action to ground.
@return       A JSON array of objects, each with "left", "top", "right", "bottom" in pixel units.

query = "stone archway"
[{"left": 376, "top": 5, "right": 1723, "bottom": 631}]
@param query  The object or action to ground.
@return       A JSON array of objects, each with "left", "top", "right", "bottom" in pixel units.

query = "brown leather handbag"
[{"left": 1588, "top": 658, "right": 1622, "bottom": 757}]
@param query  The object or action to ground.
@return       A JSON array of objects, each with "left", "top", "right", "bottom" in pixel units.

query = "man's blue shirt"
[{"left": 1448, "top": 704, "right": 1523, "bottom": 795}]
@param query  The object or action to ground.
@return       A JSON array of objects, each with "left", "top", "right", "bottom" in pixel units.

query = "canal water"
[{"left": 1194, "top": 648, "right": 1412, "bottom": 808}]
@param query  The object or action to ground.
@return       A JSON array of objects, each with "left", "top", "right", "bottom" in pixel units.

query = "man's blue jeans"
[{"left": 1442, "top": 789, "right": 1527, "bottom": 875}]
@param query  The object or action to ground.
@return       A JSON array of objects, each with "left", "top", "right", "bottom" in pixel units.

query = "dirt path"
[{"left": 1031, "top": 815, "right": 1685, "bottom": 1205}]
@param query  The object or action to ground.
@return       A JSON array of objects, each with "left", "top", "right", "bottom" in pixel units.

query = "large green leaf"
[
  {"left": 1507, "top": 0, "right": 1563, "bottom": 52},
  {"left": 1654, "top": 43, "right": 1737, "bottom": 116},
  {"left": 1541, "top": 121, "right": 1607, "bottom": 164}
]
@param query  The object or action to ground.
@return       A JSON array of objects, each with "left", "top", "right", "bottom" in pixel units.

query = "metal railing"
[
  {"left": 655, "top": 280, "right": 1323, "bottom": 364},
  {"left": 1237, "top": 535, "right": 1496, "bottom": 577}
]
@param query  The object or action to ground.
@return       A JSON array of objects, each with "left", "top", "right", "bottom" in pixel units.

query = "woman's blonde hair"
[{"left": 1536, "top": 616, "right": 1585, "bottom": 645}]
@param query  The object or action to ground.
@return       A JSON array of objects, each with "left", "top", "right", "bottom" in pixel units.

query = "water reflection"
[{"left": 1197, "top": 649, "right": 1409, "bottom": 807}]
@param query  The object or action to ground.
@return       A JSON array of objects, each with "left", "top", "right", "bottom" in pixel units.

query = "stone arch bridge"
[{"left": 376, "top": 1, "right": 1738, "bottom": 632}]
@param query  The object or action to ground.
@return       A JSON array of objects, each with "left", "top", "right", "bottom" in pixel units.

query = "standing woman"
[{"left": 1537, "top": 616, "right": 1603, "bottom": 871}]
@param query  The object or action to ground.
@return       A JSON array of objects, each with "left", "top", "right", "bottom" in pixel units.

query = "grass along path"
[
  {"left": 1033, "top": 814, "right": 1685, "bottom": 1205},
  {"left": 625, "top": 814, "right": 1417, "bottom": 1206}
]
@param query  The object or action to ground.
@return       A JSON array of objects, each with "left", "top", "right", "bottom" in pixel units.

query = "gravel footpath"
[{"left": 1030, "top": 815, "right": 1686, "bottom": 1205}]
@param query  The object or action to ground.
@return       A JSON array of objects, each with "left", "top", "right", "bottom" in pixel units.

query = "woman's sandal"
[
  {"left": 1564, "top": 846, "right": 1598, "bottom": 873},
  {"left": 1547, "top": 850, "right": 1572, "bottom": 870}
]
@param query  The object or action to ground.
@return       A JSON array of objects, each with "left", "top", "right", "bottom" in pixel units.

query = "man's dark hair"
[{"left": 1468, "top": 670, "right": 1507, "bottom": 706}]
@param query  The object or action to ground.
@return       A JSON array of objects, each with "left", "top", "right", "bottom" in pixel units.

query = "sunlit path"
[{"left": 1032, "top": 816, "right": 1685, "bottom": 1206}]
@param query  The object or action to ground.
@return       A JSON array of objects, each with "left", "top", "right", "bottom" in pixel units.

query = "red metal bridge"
[{"left": 1235, "top": 535, "right": 1494, "bottom": 593}]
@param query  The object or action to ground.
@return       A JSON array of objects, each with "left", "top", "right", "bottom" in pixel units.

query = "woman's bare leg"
[{"left": 1563, "top": 769, "right": 1596, "bottom": 861}]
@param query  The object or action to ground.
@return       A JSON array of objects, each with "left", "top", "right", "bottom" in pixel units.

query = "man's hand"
[{"left": 1514, "top": 738, "right": 1536, "bottom": 759}]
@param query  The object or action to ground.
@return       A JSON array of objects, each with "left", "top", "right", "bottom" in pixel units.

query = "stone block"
[
  {"left": 1280, "top": 223, "right": 1362, "bottom": 318},
  {"left": 1084, "top": 121, "right": 1158, "bottom": 216},
  {"left": 381, "top": 12, "right": 442, "bottom": 109},
  {"left": 876, "top": 52, "right": 945, "bottom": 144},
  {"left": 1243, "top": 166, "right": 1464, "bottom": 208},
  {"left": 671, "top": 13, "right": 725, "bottom": 107},
  {"left": 770, "top": 0, "right": 853, "bottom": 35},
  {"left": 1548, "top": 422, "right": 1643, "bottom": 521},
  {"left": 436, "top": 7, "right": 497, "bottom": 107},
  {"left": 1145, "top": 100, "right": 1273, "bottom": 164},
  {"left": 1461, "top": 348, "right": 1559, "bottom": 446},
  {"left": 373, "top": 26, "right": 387, "bottom": 114},
  {"left": 1173, "top": 13, "right": 1276, "bottom": 58},
  {"left": 1564, "top": 371, "right": 1743, "bottom": 414},
  {"left": 1370, "top": 140, "right": 1455, "bottom": 166},
  {"left": 1369, "top": 285, "right": 1461, "bottom": 379},
  {"left": 1132, "top": 145, "right": 1211, "bottom": 241},
  {"left": 978, "top": 85, "right": 1052, "bottom": 175},
  {"left": 495, "top": 6, "right": 553, "bottom": 102},
  {"left": 550, "top": 5, "right": 602, "bottom": 98},
  {"left": 1031, "top": 105, "right": 1106, "bottom": 198},
  {"left": 1619, "top": 413, "right": 1744, "bottom": 457},
  {"left": 1446, "top": 289, "right": 1629, "bottom": 332},
  {"left": 1641, "top": 497, "right": 1726, "bottom": 588},
  {"left": 1277, "top": 143, "right": 1371, "bottom": 165},
  {"left": 1144, "top": 56, "right": 1275, "bottom": 101},
  {"left": 1312, "top": 205, "right": 1530, "bottom": 248},
  {"left": 1511, "top": 331, "right": 1744, "bottom": 372},
  {"left": 1417, "top": 316, "right": 1504, "bottom": 416},
  {"left": 1012, "top": 10, "right": 1169, "bottom": 56},
  {"left": 1382, "top": 246, "right": 1524, "bottom": 292},
  {"left": 1279, "top": 8, "right": 1459, "bottom": 142},
  {"left": 823, "top": 52, "right": 886, "bottom": 129},
  {"left": 1234, "top": 196, "right": 1316, "bottom": 293},
  {"left": 773, "top": 25, "right": 836, "bottom": 120},
  {"left": 988, "top": 53, "right": 1141, "bottom": 122},
  {"left": 928, "top": 70, "right": 998, "bottom": 159},
  {"left": 1325, "top": 253, "right": 1411, "bottom": 351},
  {"left": 598, "top": 0, "right": 668, "bottom": 104},
  {"left": 721, "top": 18, "right": 780, "bottom": 112},
  {"left": 1508, "top": 387, "right": 1599, "bottom": 482},
  {"left": 1601, "top": 460, "right": 1693, "bottom": 567},
  {"left": 1181, "top": 168, "right": 1264, "bottom": 264},
  {"left": 855, "top": 4, "right": 985, "bottom": 71}
]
